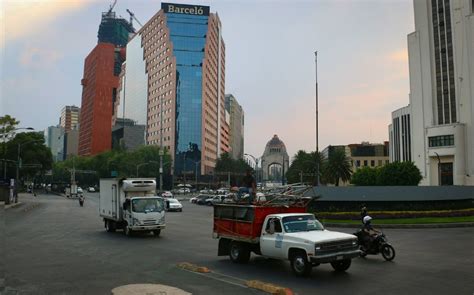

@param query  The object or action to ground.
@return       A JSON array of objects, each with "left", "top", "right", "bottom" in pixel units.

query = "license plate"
[{"left": 336, "top": 255, "right": 343, "bottom": 260}]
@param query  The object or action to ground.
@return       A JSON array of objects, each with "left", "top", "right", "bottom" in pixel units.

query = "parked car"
[
  {"left": 87, "top": 187, "right": 96, "bottom": 192},
  {"left": 190, "top": 196, "right": 198, "bottom": 203},
  {"left": 162, "top": 191, "right": 173, "bottom": 198},
  {"left": 196, "top": 194, "right": 212, "bottom": 205},
  {"left": 166, "top": 198, "right": 183, "bottom": 212},
  {"left": 77, "top": 187, "right": 84, "bottom": 194},
  {"left": 176, "top": 188, "right": 191, "bottom": 194}
]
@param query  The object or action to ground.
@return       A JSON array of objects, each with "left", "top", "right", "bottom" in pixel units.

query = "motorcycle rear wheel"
[{"left": 381, "top": 244, "right": 395, "bottom": 261}]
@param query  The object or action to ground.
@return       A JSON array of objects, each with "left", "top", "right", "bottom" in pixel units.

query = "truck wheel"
[
  {"left": 229, "top": 242, "right": 250, "bottom": 263},
  {"left": 381, "top": 244, "right": 395, "bottom": 261},
  {"left": 290, "top": 253, "right": 312, "bottom": 277},
  {"left": 105, "top": 220, "right": 116, "bottom": 232},
  {"left": 331, "top": 259, "right": 351, "bottom": 272},
  {"left": 153, "top": 230, "right": 161, "bottom": 237},
  {"left": 124, "top": 225, "right": 133, "bottom": 237}
]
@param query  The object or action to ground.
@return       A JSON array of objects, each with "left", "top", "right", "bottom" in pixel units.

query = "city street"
[{"left": 3, "top": 193, "right": 474, "bottom": 295}]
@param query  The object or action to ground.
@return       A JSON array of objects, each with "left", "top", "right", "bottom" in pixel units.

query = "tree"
[
  {"left": 286, "top": 150, "right": 323, "bottom": 184},
  {"left": 0, "top": 115, "right": 20, "bottom": 137},
  {"left": 351, "top": 166, "right": 378, "bottom": 186},
  {"left": 376, "top": 162, "right": 422, "bottom": 186},
  {"left": 215, "top": 152, "right": 252, "bottom": 186},
  {"left": 3, "top": 132, "right": 53, "bottom": 183},
  {"left": 324, "top": 149, "right": 352, "bottom": 186}
]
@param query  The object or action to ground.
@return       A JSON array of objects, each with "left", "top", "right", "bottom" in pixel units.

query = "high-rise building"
[
  {"left": 388, "top": 0, "right": 473, "bottom": 185},
  {"left": 225, "top": 94, "right": 244, "bottom": 159},
  {"left": 78, "top": 8, "right": 134, "bottom": 156},
  {"left": 59, "top": 105, "right": 80, "bottom": 132},
  {"left": 389, "top": 106, "right": 411, "bottom": 163},
  {"left": 116, "top": 3, "right": 229, "bottom": 175},
  {"left": 44, "top": 126, "right": 64, "bottom": 162}
]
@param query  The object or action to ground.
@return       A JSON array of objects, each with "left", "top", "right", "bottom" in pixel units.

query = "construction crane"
[
  {"left": 107, "top": 0, "right": 117, "bottom": 16},
  {"left": 126, "top": 9, "right": 143, "bottom": 28}
]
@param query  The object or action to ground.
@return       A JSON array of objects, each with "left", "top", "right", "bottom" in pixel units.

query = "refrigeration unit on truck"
[
  {"left": 99, "top": 178, "right": 166, "bottom": 237},
  {"left": 213, "top": 201, "right": 360, "bottom": 276}
]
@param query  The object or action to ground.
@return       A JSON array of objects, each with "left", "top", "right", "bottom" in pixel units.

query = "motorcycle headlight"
[{"left": 133, "top": 218, "right": 140, "bottom": 225}]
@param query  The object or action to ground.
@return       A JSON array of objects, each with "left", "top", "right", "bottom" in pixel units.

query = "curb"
[
  {"left": 324, "top": 222, "right": 474, "bottom": 229},
  {"left": 111, "top": 284, "right": 191, "bottom": 295},
  {"left": 177, "top": 262, "right": 210, "bottom": 273},
  {"left": 246, "top": 280, "right": 293, "bottom": 295}
]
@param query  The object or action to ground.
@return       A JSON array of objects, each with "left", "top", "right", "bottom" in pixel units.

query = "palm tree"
[{"left": 324, "top": 149, "right": 352, "bottom": 186}]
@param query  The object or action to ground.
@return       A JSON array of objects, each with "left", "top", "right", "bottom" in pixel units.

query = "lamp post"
[
  {"left": 2, "top": 127, "right": 34, "bottom": 179},
  {"left": 314, "top": 51, "right": 320, "bottom": 186},
  {"left": 187, "top": 159, "right": 201, "bottom": 187},
  {"left": 136, "top": 162, "right": 149, "bottom": 177},
  {"left": 434, "top": 152, "right": 441, "bottom": 186},
  {"left": 150, "top": 160, "right": 171, "bottom": 191},
  {"left": 16, "top": 139, "right": 42, "bottom": 202}
]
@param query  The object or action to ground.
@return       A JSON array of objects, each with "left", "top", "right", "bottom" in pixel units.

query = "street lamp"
[
  {"left": 187, "top": 159, "right": 201, "bottom": 187},
  {"left": 16, "top": 139, "right": 43, "bottom": 203},
  {"left": 149, "top": 160, "right": 171, "bottom": 191},
  {"left": 136, "top": 162, "right": 149, "bottom": 177},
  {"left": 434, "top": 152, "right": 441, "bottom": 186}
]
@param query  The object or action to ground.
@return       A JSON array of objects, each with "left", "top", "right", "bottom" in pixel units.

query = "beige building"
[
  {"left": 60, "top": 105, "right": 80, "bottom": 132},
  {"left": 225, "top": 94, "right": 244, "bottom": 159},
  {"left": 116, "top": 3, "right": 229, "bottom": 176}
]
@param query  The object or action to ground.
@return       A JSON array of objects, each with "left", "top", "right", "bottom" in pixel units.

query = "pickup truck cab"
[{"left": 214, "top": 205, "right": 360, "bottom": 276}]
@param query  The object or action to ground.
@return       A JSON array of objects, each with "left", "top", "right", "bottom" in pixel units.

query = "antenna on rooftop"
[{"left": 107, "top": 0, "right": 117, "bottom": 16}]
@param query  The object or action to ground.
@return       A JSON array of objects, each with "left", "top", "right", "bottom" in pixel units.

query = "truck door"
[{"left": 260, "top": 217, "right": 285, "bottom": 258}]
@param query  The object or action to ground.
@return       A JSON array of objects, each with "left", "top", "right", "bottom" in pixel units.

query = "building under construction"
[{"left": 78, "top": 2, "right": 135, "bottom": 156}]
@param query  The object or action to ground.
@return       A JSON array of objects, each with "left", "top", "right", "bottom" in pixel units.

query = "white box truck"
[{"left": 99, "top": 178, "right": 166, "bottom": 237}]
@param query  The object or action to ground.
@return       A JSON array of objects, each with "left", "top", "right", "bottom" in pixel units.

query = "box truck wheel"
[
  {"left": 153, "top": 230, "right": 161, "bottom": 237},
  {"left": 331, "top": 259, "right": 351, "bottom": 272},
  {"left": 105, "top": 220, "right": 116, "bottom": 232},
  {"left": 124, "top": 225, "right": 133, "bottom": 237}
]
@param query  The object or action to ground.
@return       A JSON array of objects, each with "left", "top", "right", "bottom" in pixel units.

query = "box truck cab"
[{"left": 100, "top": 178, "right": 166, "bottom": 237}]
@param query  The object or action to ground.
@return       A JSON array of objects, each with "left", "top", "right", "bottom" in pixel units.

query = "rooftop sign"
[{"left": 161, "top": 3, "right": 210, "bottom": 16}]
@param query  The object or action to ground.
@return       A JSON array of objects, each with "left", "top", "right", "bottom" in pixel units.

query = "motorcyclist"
[{"left": 361, "top": 216, "right": 380, "bottom": 249}]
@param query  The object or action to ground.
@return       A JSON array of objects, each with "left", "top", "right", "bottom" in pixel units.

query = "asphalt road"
[{"left": 3, "top": 192, "right": 474, "bottom": 295}]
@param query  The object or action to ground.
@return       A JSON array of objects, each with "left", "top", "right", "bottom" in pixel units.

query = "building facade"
[
  {"left": 261, "top": 135, "right": 289, "bottom": 183},
  {"left": 225, "top": 94, "right": 244, "bottom": 159},
  {"left": 116, "top": 3, "right": 229, "bottom": 175},
  {"left": 44, "top": 126, "right": 64, "bottom": 162},
  {"left": 389, "top": 0, "right": 473, "bottom": 185},
  {"left": 63, "top": 129, "right": 79, "bottom": 160},
  {"left": 78, "top": 9, "right": 134, "bottom": 157},
  {"left": 389, "top": 105, "right": 411, "bottom": 163},
  {"left": 59, "top": 106, "right": 80, "bottom": 132}
]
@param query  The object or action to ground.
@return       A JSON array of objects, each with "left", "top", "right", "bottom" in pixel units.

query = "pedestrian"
[{"left": 239, "top": 169, "right": 256, "bottom": 204}]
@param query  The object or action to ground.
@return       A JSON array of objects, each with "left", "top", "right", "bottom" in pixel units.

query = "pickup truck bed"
[{"left": 213, "top": 204, "right": 306, "bottom": 243}]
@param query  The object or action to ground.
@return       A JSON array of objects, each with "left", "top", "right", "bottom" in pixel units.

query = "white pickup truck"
[{"left": 214, "top": 205, "right": 360, "bottom": 276}]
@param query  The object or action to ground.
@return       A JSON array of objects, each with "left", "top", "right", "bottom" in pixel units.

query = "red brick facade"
[{"left": 78, "top": 43, "right": 118, "bottom": 156}]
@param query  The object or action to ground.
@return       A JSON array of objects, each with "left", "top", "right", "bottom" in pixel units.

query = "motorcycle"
[
  {"left": 353, "top": 229, "right": 396, "bottom": 261},
  {"left": 79, "top": 196, "right": 84, "bottom": 207}
]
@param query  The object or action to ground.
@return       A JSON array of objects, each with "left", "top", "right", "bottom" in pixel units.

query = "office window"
[
  {"left": 370, "top": 160, "right": 375, "bottom": 167},
  {"left": 378, "top": 160, "right": 382, "bottom": 166},
  {"left": 356, "top": 160, "right": 360, "bottom": 167},
  {"left": 364, "top": 160, "right": 368, "bottom": 166},
  {"left": 428, "top": 135, "right": 454, "bottom": 147}
]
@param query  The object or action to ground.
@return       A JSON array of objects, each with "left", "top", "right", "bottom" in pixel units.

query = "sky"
[{"left": 1, "top": 0, "right": 415, "bottom": 159}]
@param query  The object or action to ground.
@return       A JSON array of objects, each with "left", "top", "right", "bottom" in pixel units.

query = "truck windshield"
[
  {"left": 282, "top": 215, "right": 324, "bottom": 233},
  {"left": 132, "top": 198, "right": 164, "bottom": 213}
]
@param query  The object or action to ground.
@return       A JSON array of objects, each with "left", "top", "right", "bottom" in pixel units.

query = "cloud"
[
  {"left": 1, "top": 0, "right": 96, "bottom": 48},
  {"left": 19, "top": 46, "right": 63, "bottom": 68},
  {"left": 387, "top": 49, "right": 409, "bottom": 63}
]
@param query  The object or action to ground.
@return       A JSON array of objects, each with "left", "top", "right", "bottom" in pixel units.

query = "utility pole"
[{"left": 315, "top": 51, "right": 320, "bottom": 186}]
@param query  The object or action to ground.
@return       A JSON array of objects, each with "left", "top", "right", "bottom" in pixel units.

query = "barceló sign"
[{"left": 161, "top": 2, "right": 210, "bottom": 16}]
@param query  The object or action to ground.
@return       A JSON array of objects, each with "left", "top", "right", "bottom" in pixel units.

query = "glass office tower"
[{"left": 117, "top": 3, "right": 230, "bottom": 176}]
